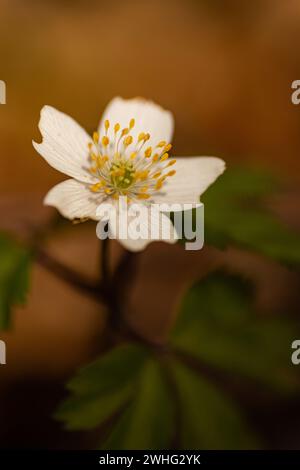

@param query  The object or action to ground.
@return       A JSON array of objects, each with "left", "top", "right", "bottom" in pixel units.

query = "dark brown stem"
[
  {"left": 111, "top": 250, "right": 140, "bottom": 301},
  {"left": 35, "top": 247, "right": 108, "bottom": 303},
  {"left": 33, "top": 238, "right": 159, "bottom": 350},
  {"left": 101, "top": 234, "right": 110, "bottom": 286}
]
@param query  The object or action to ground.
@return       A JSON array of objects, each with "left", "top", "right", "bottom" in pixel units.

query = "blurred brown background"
[{"left": 0, "top": 0, "right": 300, "bottom": 449}]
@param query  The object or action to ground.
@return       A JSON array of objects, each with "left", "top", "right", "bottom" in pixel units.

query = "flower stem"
[
  {"left": 100, "top": 230, "right": 110, "bottom": 286},
  {"left": 33, "top": 230, "right": 156, "bottom": 348},
  {"left": 35, "top": 247, "right": 107, "bottom": 302}
]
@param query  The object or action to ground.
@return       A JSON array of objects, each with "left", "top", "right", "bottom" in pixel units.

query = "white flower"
[{"left": 33, "top": 97, "right": 225, "bottom": 251}]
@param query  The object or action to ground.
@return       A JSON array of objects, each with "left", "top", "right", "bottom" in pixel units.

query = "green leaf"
[
  {"left": 171, "top": 360, "right": 258, "bottom": 449},
  {"left": 0, "top": 234, "right": 31, "bottom": 329},
  {"left": 202, "top": 168, "right": 300, "bottom": 267},
  {"left": 101, "top": 359, "right": 174, "bottom": 450},
  {"left": 55, "top": 344, "right": 148, "bottom": 431},
  {"left": 171, "top": 272, "right": 298, "bottom": 392},
  {"left": 56, "top": 385, "right": 133, "bottom": 431},
  {"left": 67, "top": 343, "right": 148, "bottom": 395}
]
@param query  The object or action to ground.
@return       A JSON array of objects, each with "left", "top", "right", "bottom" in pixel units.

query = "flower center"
[
  {"left": 87, "top": 118, "right": 176, "bottom": 202},
  {"left": 110, "top": 159, "right": 135, "bottom": 190}
]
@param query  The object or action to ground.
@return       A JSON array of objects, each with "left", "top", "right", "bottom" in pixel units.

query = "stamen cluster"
[{"left": 88, "top": 118, "right": 176, "bottom": 202}]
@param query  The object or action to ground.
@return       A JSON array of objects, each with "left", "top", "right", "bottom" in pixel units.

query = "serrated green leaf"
[
  {"left": 55, "top": 344, "right": 148, "bottom": 431},
  {"left": 202, "top": 168, "right": 300, "bottom": 267},
  {"left": 171, "top": 360, "right": 258, "bottom": 449},
  {"left": 0, "top": 234, "right": 31, "bottom": 329},
  {"left": 101, "top": 359, "right": 174, "bottom": 450},
  {"left": 171, "top": 272, "right": 298, "bottom": 392}
]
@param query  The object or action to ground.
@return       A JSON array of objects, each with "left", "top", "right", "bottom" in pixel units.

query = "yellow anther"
[
  {"left": 89, "top": 167, "right": 97, "bottom": 174},
  {"left": 138, "top": 132, "right": 145, "bottom": 142},
  {"left": 152, "top": 154, "right": 159, "bottom": 162},
  {"left": 90, "top": 152, "right": 98, "bottom": 161},
  {"left": 137, "top": 193, "right": 150, "bottom": 200},
  {"left": 167, "top": 159, "right": 176, "bottom": 167},
  {"left": 105, "top": 120, "right": 110, "bottom": 132},
  {"left": 157, "top": 140, "right": 166, "bottom": 148},
  {"left": 129, "top": 118, "right": 135, "bottom": 129},
  {"left": 167, "top": 170, "right": 176, "bottom": 177},
  {"left": 139, "top": 170, "right": 149, "bottom": 180},
  {"left": 130, "top": 152, "right": 137, "bottom": 160},
  {"left": 164, "top": 144, "right": 172, "bottom": 152},
  {"left": 144, "top": 133, "right": 150, "bottom": 142},
  {"left": 160, "top": 153, "right": 169, "bottom": 161},
  {"left": 124, "top": 135, "right": 133, "bottom": 147},
  {"left": 153, "top": 171, "right": 161, "bottom": 179},
  {"left": 135, "top": 170, "right": 149, "bottom": 180},
  {"left": 97, "top": 156, "right": 107, "bottom": 168},
  {"left": 93, "top": 132, "right": 99, "bottom": 144},
  {"left": 90, "top": 181, "right": 105, "bottom": 192},
  {"left": 121, "top": 128, "right": 129, "bottom": 136},
  {"left": 102, "top": 136, "right": 109, "bottom": 147},
  {"left": 98, "top": 155, "right": 109, "bottom": 167},
  {"left": 114, "top": 123, "right": 120, "bottom": 133},
  {"left": 144, "top": 146, "right": 152, "bottom": 158},
  {"left": 105, "top": 188, "right": 113, "bottom": 195},
  {"left": 155, "top": 176, "right": 166, "bottom": 190},
  {"left": 88, "top": 142, "right": 93, "bottom": 150}
]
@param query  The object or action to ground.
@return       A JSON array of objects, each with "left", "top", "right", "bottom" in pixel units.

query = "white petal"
[
  {"left": 33, "top": 106, "right": 94, "bottom": 183},
  {"left": 44, "top": 179, "right": 103, "bottom": 220},
  {"left": 154, "top": 157, "right": 225, "bottom": 210},
  {"left": 99, "top": 97, "right": 174, "bottom": 148},
  {"left": 107, "top": 202, "right": 178, "bottom": 252}
]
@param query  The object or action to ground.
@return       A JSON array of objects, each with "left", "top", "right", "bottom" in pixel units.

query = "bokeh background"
[{"left": 0, "top": 0, "right": 300, "bottom": 449}]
